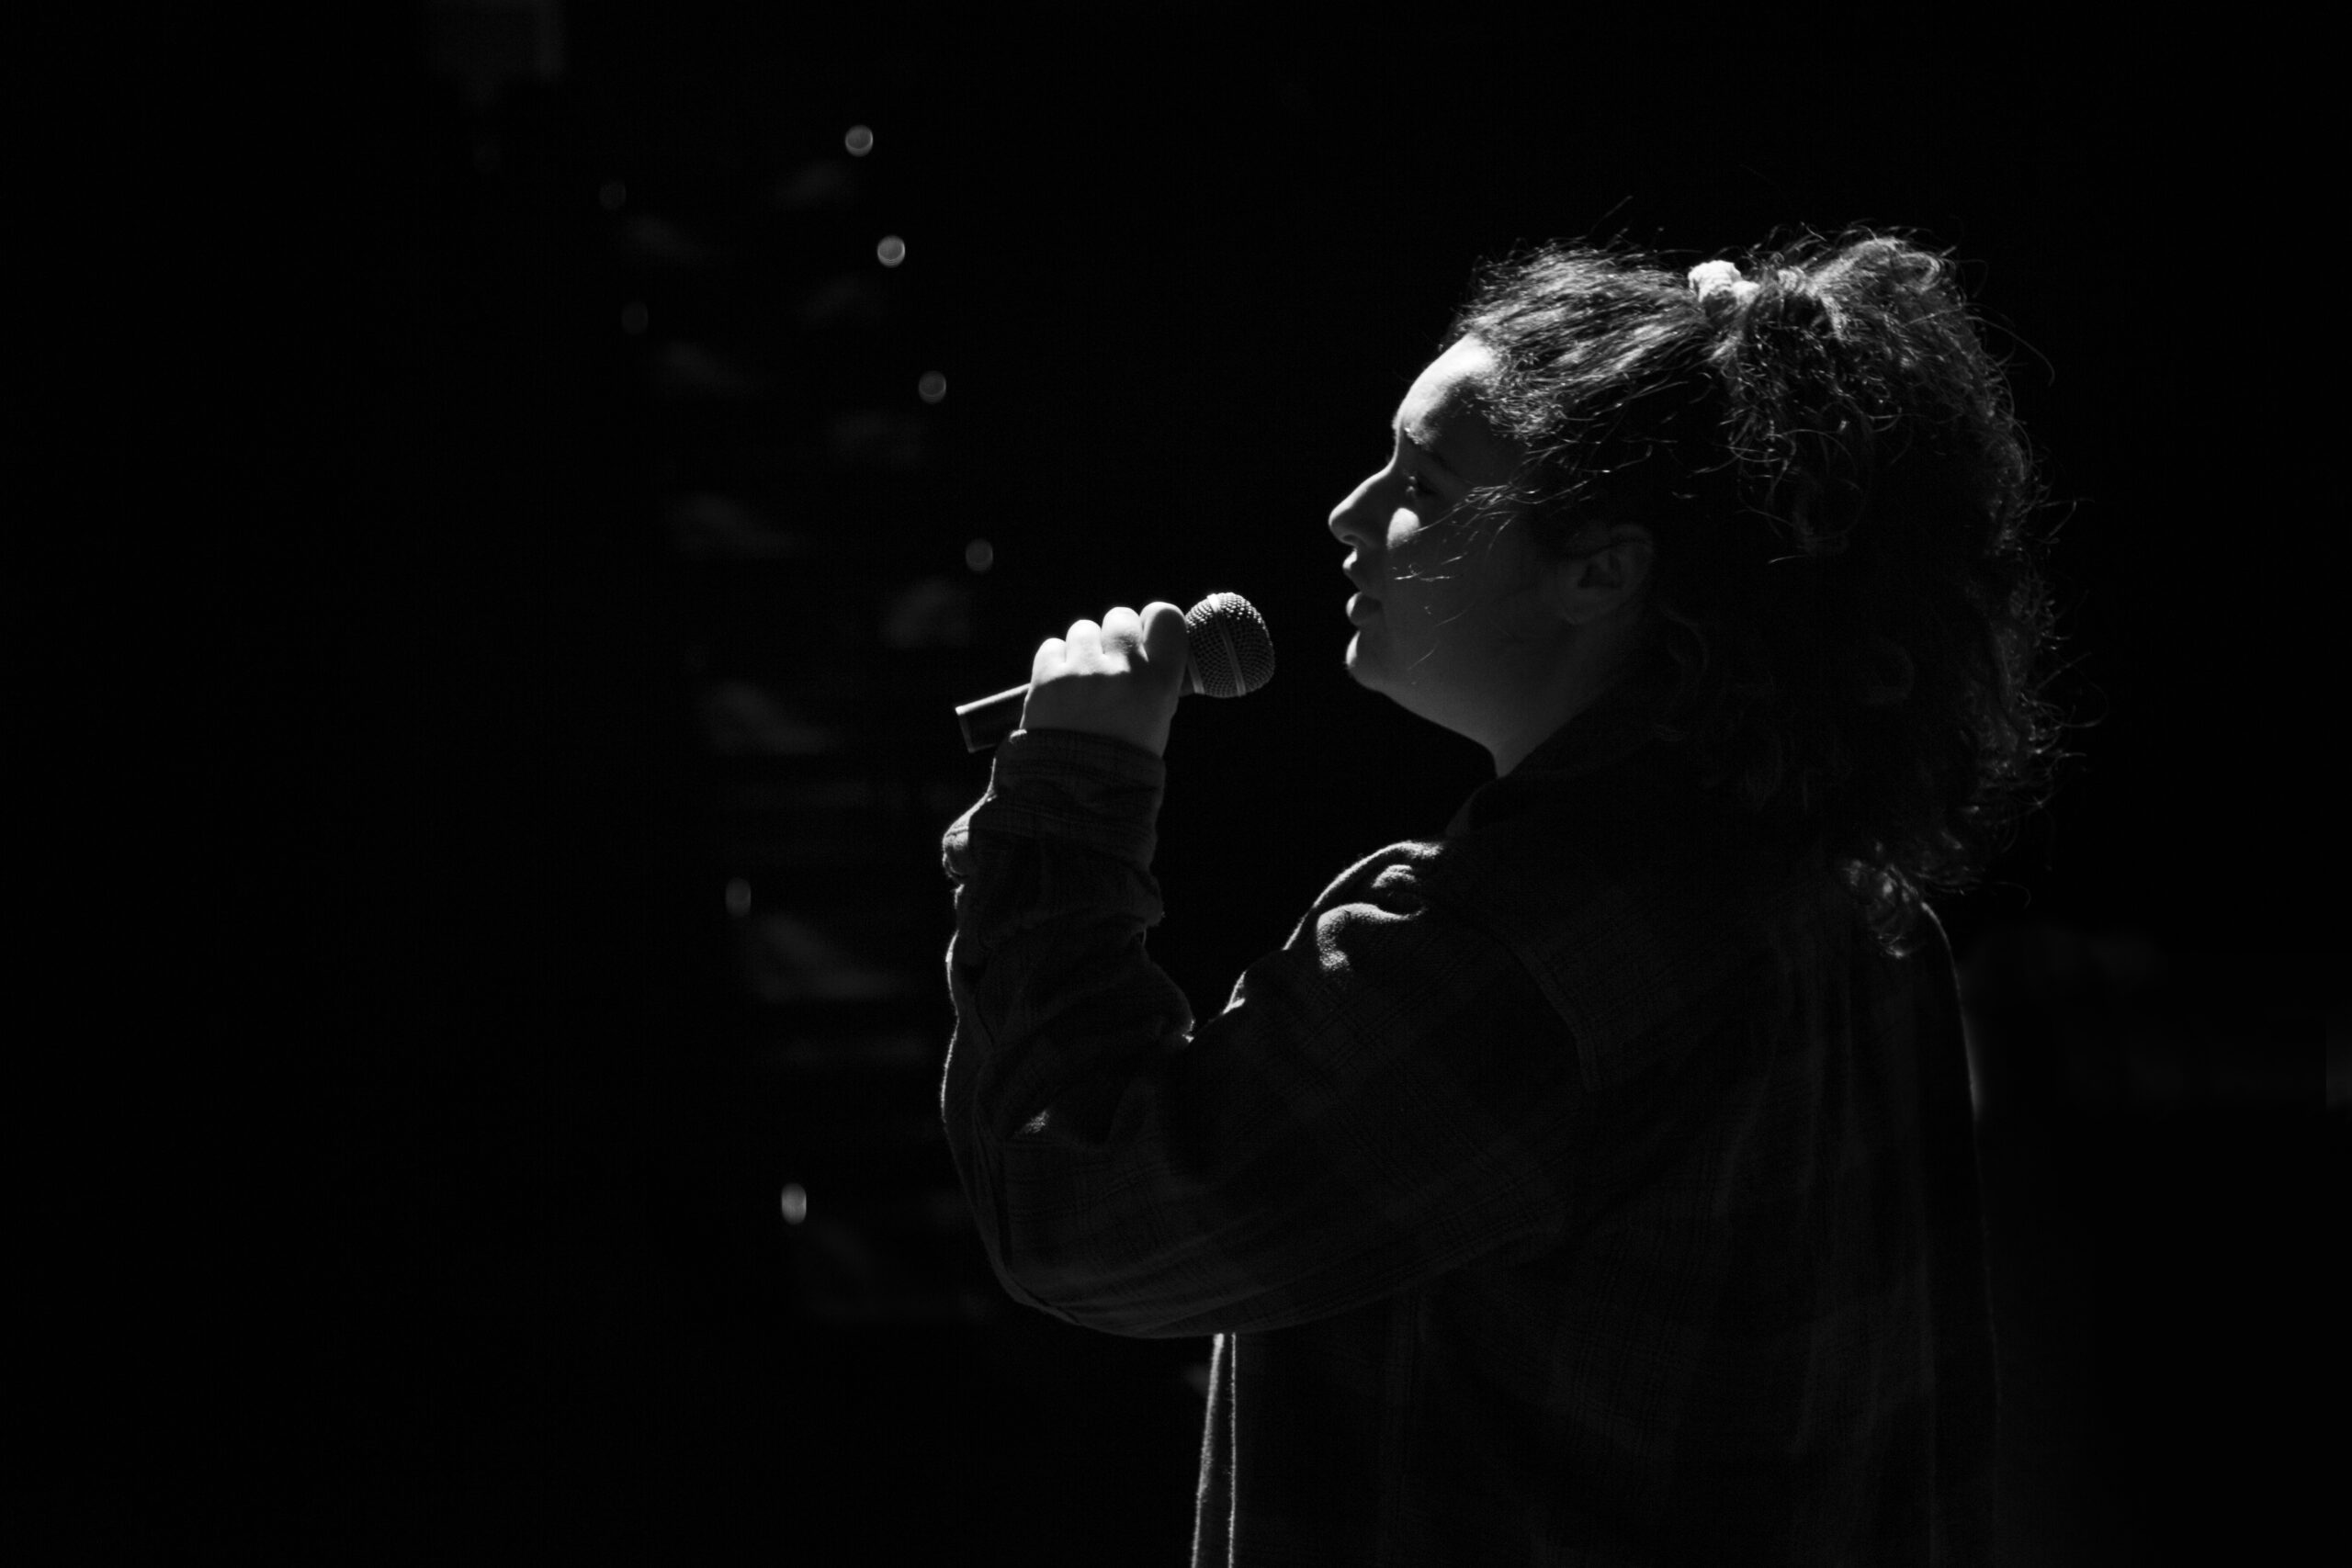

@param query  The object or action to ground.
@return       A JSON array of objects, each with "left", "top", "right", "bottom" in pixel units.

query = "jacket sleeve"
[{"left": 940, "top": 728, "right": 1595, "bottom": 1338}]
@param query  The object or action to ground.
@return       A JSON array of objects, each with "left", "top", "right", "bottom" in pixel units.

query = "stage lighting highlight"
[
  {"left": 918, "top": 370, "right": 946, "bottom": 403},
  {"left": 844, "top": 124, "right": 874, "bottom": 156},
  {"left": 876, "top": 234, "right": 906, "bottom": 267},
  {"left": 965, "top": 539, "right": 995, "bottom": 573}
]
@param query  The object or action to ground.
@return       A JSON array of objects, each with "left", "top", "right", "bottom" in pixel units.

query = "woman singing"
[{"left": 941, "top": 230, "right": 2059, "bottom": 1566}]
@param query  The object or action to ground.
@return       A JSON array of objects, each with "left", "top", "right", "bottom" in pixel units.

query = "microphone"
[{"left": 955, "top": 592, "right": 1275, "bottom": 752}]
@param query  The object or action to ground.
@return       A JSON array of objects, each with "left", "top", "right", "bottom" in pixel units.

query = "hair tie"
[{"left": 1688, "top": 260, "right": 1758, "bottom": 310}]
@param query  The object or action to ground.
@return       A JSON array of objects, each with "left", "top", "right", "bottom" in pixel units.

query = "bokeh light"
[
  {"left": 918, "top": 370, "right": 947, "bottom": 403},
  {"left": 843, "top": 124, "right": 874, "bottom": 156},
  {"left": 725, "top": 876, "right": 751, "bottom": 917},
  {"left": 780, "top": 1183, "right": 808, "bottom": 1224},
  {"left": 965, "top": 538, "right": 995, "bottom": 573},
  {"left": 598, "top": 179, "right": 627, "bottom": 211},
  {"left": 876, "top": 234, "right": 906, "bottom": 267}
]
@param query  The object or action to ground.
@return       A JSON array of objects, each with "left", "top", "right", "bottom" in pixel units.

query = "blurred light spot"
[
  {"left": 965, "top": 538, "right": 995, "bottom": 573},
  {"left": 697, "top": 681, "right": 844, "bottom": 759},
  {"left": 881, "top": 576, "right": 977, "bottom": 649},
  {"left": 665, "top": 491, "right": 803, "bottom": 561},
  {"left": 774, "top": 160, "right": 854, "bottom": 212},
  {"left": 742, "top": 912, "right": 902, "bottom": 1000},
  {"left": 780, "top": 1183, "right": 808, "bottom": 1224},
  {"left": 617, "top": 212, "right": 720, "bottom": 267},
  {"left": 650, "top": 340, "right": 763, "bottom": 400},
  {"left": 918, "top": 370, "right": 947, "bottom": 403},
  {"left": 824, "top": 408, "right": 928, "bottom": 469},
  {"left": 725, "top": 877, "right": 751, "bottom": 917},
  {"left": 876, "top": 234, "right": 907, "bottom": 267},
  {"left": 844, "top": 124, "right": 875, "bottom": 156},
  {"left": 621, "top": 300, "right": 649, "bottom": 335},
  {"left": 598, "top": 179, "right": 627, "bottom": 211},
  {"left": 795, "top": 273, "right": 891, "bottom": 330}
]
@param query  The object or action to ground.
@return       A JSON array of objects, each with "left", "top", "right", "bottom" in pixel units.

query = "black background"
[{"left": 28, "top": 6, "right": 2327, "bottom": 1562}]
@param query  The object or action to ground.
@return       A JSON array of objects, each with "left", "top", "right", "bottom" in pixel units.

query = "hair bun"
[{"left": 1688, "top": 260, "right": 1758, "bottom": 314}]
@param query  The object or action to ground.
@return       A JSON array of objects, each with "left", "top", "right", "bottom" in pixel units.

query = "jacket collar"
[{"left": 1445, "top": 688, "right": 1676, "bottom": 839}]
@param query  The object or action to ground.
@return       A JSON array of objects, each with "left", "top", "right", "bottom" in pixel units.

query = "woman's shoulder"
[{"left": 1412, "top": 783, "right": 1837, "bottom": 1089}]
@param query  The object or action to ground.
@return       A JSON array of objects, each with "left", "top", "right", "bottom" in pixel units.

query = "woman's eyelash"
[{"left": 1399, "top": 472, "right": 1430, "bottom": 498}]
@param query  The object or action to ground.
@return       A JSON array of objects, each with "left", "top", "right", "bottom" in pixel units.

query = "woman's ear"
[{"left": 1544, "top": 525, "right": 1655, "bottom": 626}]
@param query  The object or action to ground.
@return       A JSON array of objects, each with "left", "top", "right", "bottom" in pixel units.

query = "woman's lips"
[{"left": 1346, "top": 591, "right": 1381, "bottom": 624}]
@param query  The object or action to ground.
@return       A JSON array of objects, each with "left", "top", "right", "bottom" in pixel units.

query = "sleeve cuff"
[{"left": 944, "top": 728, "right": 1167, "bottom": 874}]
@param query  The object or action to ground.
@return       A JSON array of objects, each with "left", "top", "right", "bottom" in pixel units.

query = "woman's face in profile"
[{"left": 1327, "top": 337, "right": 1551, "bottom": 741}]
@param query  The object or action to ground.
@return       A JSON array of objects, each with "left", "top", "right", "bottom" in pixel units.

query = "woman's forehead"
[
  {"left": 1395, "top": 337, "right": 1516, "bottom": 479},
  {"left": 1396, "top": 338, "right": 1496, "bottom": 423}
]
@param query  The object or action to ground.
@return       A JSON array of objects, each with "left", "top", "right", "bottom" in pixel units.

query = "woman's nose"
[{"left": 1328, "top": 472, "right": 1378, "bottom": 547}]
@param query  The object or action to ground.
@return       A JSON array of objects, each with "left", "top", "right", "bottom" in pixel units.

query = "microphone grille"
[{"left": 1185, "top": 592, "right": 1275, "bottom": 700}]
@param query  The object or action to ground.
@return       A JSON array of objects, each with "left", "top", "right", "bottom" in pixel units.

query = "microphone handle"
[
  {"left": 956, "top": 666, "right": 1204, "bottom": 753},
  {"left": 954, "top": 682, "right": 1035, "bottom": 753}
]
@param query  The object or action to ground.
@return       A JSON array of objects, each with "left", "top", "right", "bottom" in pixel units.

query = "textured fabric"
[{"left": 940, "top": 700, "right": 1996, "bottom": 1566}]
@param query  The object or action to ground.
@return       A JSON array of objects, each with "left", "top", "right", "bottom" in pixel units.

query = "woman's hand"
[{"left": 1020, "top": 601, "right": 1189, "bottom": 757}]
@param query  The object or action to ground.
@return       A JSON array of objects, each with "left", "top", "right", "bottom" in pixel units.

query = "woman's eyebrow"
[{"left": 1395, "top": 422, "right": 1464, "bottom": 479}]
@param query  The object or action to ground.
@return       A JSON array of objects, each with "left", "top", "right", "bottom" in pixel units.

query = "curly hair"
[{"left": 1446, "top": 230, "right": 2063, "bottom": 952}]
